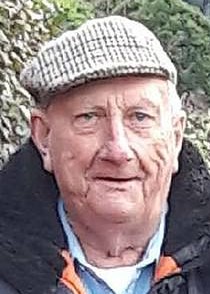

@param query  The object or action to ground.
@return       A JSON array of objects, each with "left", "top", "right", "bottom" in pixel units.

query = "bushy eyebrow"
[
  {"left": 122, "top": 97, "right": 161, "bottom": 115},
  {"left": 71, "top": 99, "right": 160, "bottom": 117},
  {"left": 129, "top": 85, "right": 168, "bottom": 110},
  {"left": 68, "top": 85, "right": 167, "bottom": 113}
]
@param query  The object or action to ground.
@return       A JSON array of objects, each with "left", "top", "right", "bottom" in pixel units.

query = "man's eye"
[
  {"left": 126, "top": 111, "right": 154, "bottom": 131},
  {"left": 78, "top": 112, "right": 97, "bottom": 121},
  {"left": 134, "top": 112, "right": 150, "bottom": 122},
  {"left": 74, "top": 112, "right": 98, "bottom": 128}
]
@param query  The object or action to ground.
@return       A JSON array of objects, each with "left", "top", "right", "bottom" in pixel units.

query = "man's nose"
[{"left": 98, "top": 118, "right": 134, "bottom": 165}]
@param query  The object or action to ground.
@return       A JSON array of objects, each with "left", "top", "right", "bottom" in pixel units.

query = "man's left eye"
[{"left": 134, "top": 112, "right": 150, "bottom": 122}]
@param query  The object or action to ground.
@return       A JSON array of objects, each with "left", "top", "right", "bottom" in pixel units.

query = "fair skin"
[{"left": 31, "top": 76, "right": 186, "bottom": 268}]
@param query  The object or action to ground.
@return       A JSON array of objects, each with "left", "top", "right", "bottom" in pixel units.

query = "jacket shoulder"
[{"left": 0, "top": 279, "right": 19, "bottom": 294}]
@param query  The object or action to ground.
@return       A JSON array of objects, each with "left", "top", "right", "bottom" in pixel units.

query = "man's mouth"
[
  {"left": 95, "top": 177, "right": 136, "bottom": 182},
  {"left": 91, "top": 176, "right": 141, "bottom": 191}
]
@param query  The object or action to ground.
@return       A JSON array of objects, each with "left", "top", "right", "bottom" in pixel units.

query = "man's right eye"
[
  {"left": 74, "top": 112, "right": 98, "bottom": 128},
  {"left": 78, "top": 112, "right": 96, "bottom": 121}
]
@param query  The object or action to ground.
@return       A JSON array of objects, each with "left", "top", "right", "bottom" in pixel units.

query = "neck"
[{"left": 67, "top": 215, "right": 160, "bottom": 268}]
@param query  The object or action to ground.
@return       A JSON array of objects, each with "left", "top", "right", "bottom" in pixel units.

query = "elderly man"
[{"left": 0, "top": 15, "right": 210, "bottom": 294}]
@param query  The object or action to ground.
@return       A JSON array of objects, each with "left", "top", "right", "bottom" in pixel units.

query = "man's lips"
[
  {"left": 91, "top": 177, "right": 141, "bottom": 191},
  {"left": 94, "top": 176, "right": 139, "bottom": 182}
]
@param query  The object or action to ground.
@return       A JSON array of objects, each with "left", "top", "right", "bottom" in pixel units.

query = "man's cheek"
[
  {"left": 52, "top": 149, "right": 89, "bottom": 197},
  {"left": 132, "top": 138, "right": 173, "bottom": 196},
  {"left": 133, "top": 140, "right": 169, "bottom": 174}
]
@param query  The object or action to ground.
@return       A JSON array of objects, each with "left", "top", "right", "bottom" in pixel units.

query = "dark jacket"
[{"left": 0, "top": 139, "right": 210, "bottom": 294}]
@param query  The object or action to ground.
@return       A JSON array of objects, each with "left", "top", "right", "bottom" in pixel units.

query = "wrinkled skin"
[{"left": 31, "top": 76, "right": 186, "bottom": 267}]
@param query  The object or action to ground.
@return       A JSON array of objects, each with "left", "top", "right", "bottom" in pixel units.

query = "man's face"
[{"left": 32, "top": 76, "right": 185, "bottom": 230}]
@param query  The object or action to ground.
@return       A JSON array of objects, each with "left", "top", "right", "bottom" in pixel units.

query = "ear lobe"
[{"left": 30, "top": 109, "right": 53, "bottom": 172}]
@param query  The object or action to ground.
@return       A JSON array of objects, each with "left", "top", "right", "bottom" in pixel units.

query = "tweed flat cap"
[{"left": 20, "top": 15, "right": 177, "bottom": 105}]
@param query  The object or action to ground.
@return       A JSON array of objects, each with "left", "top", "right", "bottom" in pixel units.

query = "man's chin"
[{"left": 86, "top": 193, "right": 142, "bottom": 223}]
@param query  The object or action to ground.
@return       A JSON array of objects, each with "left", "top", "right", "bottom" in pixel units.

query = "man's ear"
[
  {"left": 172, "top": 110, "right": 186, "bottom": 174},
  {"left": 30, "top": 108, "right": 53, "bottom": 172}
]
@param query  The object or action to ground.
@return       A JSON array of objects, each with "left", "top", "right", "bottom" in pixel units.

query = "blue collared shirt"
[{"left": 58, "top": 199, "right": 166, "bottom": 294}]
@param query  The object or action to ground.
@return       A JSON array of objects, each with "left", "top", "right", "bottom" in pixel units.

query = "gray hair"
[{"left": 167, "top": 81, "right": 182, "bottom": 117}]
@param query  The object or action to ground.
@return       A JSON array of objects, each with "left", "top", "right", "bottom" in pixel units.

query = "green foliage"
[
  {"left": 185, "top": 111, "right": 210, "bottom": 168},
  {"left": 0, "top": 0, "right": 55, "bottom": 168},
  {"left": 91, "top": 0, "right": 210, "bottom": 98},
  {"left": 51, "top": 0, "right": 93, "bottom": 31}
]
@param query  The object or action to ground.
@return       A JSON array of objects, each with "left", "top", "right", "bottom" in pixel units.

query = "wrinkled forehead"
[{"left": 48, "top": 76, "right": 170, "bottom": 112}]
